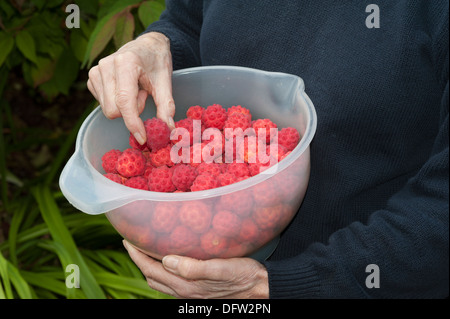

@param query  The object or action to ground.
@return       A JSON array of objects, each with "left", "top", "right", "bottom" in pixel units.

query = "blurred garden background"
[{"left": 0, "top": 0, "right": 172, "bottom": 299}]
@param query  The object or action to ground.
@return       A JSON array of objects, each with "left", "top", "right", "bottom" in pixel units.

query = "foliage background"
[{"left": 0, "top": 0, "right": 172, "bottom": 299}]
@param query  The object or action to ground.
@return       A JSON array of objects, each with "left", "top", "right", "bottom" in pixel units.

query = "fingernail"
[
  {"left": 134, "top": 132, "right": 146, "bottom": 145},
  {"left": 167, "top": 118, "right": 175, "bottom": 130},
  {"left": 162, "top": 256, "right": 179, "bottom": 270},
  {"left": 122, "top": 240, "right": 129, "bottom": 250}
]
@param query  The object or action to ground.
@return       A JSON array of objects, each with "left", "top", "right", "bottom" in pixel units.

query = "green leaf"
[
  {"left": 138, "top": 1, "right": 165, "bottom": 28},
  {"left": 82, "top": 12, "right": 120, "bottom": 68},
  {"left": 0, "top": 32, "right": 14, "bottom": 67},
  {"left": 97, "top": 0, "right": 143, "bottom": 20},
  {"left": 114, "top": 10, "right": 135, "bottom": 49},
  {"left": 70, "top": 30, "right": 89, "bottom": 63},
  {"left": 53, "top": 48, "right": 80, "bottom": 95},
  {"left": 31, "top": 186, "right": 106, "bottom": 299},
  {"left": 82, "top": 0, "right": 143, "bottom": 68},
  {"left": 30, "top": 56, "right": 56, "bottom": 87},
  {"left": 15, "top": 30, "right": 38, "bottom": 64}
]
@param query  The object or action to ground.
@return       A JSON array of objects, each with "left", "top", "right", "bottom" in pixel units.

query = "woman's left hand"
[{"left": 123, "top": 240, "right": 269, "bottom": 299}]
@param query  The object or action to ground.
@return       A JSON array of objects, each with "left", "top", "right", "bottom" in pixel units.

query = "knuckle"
[
  {"left": 115, "top": 90, "right": 131, "bottom": 108},
  {"left": 88, "top": 67, "right": 99, "bottom": 80}
]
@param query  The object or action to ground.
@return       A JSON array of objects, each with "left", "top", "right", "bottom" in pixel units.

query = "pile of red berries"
[
  {"left": 102, "top": 104, "right": 304, "bottom": 259},
  {"left": 101, "top": 104, "right": 301, "bottom": 193}
]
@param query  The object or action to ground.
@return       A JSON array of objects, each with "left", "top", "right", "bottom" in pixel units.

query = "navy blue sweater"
[{"left": 145, "top": 0, "right": 449, "bottom": 298}]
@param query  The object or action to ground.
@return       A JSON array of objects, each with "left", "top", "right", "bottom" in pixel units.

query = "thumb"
[{"left": 162, "top": 255, "right": 213, "bottom": 280}]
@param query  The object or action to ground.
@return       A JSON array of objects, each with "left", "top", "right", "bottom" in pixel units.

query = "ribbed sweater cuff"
[{"left": 263, "top": 259, "right": 321, "bottom": 299}]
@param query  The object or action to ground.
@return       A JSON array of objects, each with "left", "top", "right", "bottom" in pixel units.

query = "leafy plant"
[
  {"left": 0, "top": 0, "right": 171, "bottom": 299},
  {"left": 0, "top": 0, "right": 165, "bottom": 99}
]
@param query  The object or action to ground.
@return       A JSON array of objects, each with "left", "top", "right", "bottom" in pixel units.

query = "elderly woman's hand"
[{"left": 87, "top": 32, "right": 175, "bottom": 146}]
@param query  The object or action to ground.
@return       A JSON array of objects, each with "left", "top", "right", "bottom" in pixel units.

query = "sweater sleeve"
[
  {"left": 263, "top": 80, "right": 449, "bottom": 298},
  {"left": 142, "top": 0, "right": 203, "bottom": 70}
]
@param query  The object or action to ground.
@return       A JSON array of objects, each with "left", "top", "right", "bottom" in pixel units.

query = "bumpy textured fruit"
[
  {"left": 238, "top": 218, "right": 259, "bottom": 242},
  {"left": 277, "top": 127, "right": 300, "bottom": 151},
  {"left": 217, "top": 191, "right": 254, "bottom": 218},
  {"left": 190, "top": 173, "right": 219, "bottom": 192},
  {"left": 252, "top": 118, "right": 278, "bottom": 143},
  {"left": 227, "top": 105, "right": 252, "bottom": 121},
  {"left": 195, "top": 162, "right": 223, "bottom": 177},
  {"left": 129, "top": 132, "right": 147, "bottom": 151},
  {"left": 201, "top": 230, "right": 229, "bottom": 256},
  {"left": 144, "top": 117, "right": 171, "bottom": 151},
  {"left": 148, "top": 145, "right": 174, "bottom": 167},
  {"left": 212, "top": 210, "right": 241, "bottom": 237},
  {"left": 102, "top": 149, "right": 122, "bottom": 173},
  {"left": 147, "top": 165, "right": 176, "bottom": 192},
  {"left": 202, "top": 104, "right": 228, "bottom": 130},
  {"left": 169, "top": 226, "right": 200, "bottom": 254},
  {"left": 172, "top": 164, "right": 198, "bottom": 192},
  {"left": 179, "top": 201, "right": 212, "bottom": 233},
  {"left": 116, "top": 148, "right": 146, "bottom": 177},
  {"left": 124, "top": 176, "right": 149, "bottom": 190},
  {"left": 226, "top": 162, "right": 250, "bottom": 178},
  {"left": 252, "top": 205, "right": 283, "bottom": 230},
  {"left": 223, "top": 112, "right": 251, "bottom": 134},
  {"left": 151, "top": 202, "right": 179, "bottom": 233},
  {"left": 104, "top": 173, "right": 125, "bottom": 184},
  {"left": 186, "top": 105, "right": 204, "bottom": 120}
]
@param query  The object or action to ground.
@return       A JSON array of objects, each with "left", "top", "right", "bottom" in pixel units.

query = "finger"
[
  {"left": 150, "top": 68, "right": 176, "bottom": 130},
  {"left": 89, "top": 66, "right": 120, "bottom": 119},
  {"left": 122, "top": 241, "right": 183, "bottom": 297},
  {"left": 98, "top": 58, "right": 120, "bottom": 119},
  {"left": 114, "top": 54, "right": 147, "bottom": 145}
]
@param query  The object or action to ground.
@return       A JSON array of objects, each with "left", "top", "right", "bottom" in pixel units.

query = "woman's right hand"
[{"left": 87, "top": 32, "right": 175, "bottom": 146}]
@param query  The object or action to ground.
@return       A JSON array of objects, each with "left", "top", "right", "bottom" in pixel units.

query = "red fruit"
[
  {"left": 202, "top": 104, "right": 227, "bottom": 130},
  {"left": 252, "top": 180, "right": 282, "bottom": 207},
  {"left": 129, "top": 132, "right": 147, "bottom": 151},
  {"left": 104, "top": 173, "right": 126, "bottom": 184},
  {"left": 201, "top": 230, "right": 229, "bottom": 256},
  {"left": 217, "top": 191, "right": 254, "bottom": 218},
  {"left": 252, "top": 119, "right": 278, "bottom": 143},
  {"left": 151, "top": 202, "right": 179, "bottom": 233},
  {"left": 190, "top": 173, "right": 220, "bottom": 192},
  {"left": 277, "top": 127, "right": 300, "bottom": 151},
  {"left": 226, "top": 162, "right": 250, "bottom": 178},
  {"left": 124, "top": 176, "right": 149, "bottom": 190},
  {"left": 143, "top": 163, "right": 154, "bottom": 179},
  {"left": 169, "top": 226, "right": 200, "bottom": 254},
  {"left": 147, "top": 165, "right": 176, "bottom": 192},
  {"left": 252, "top": 205, "right": 283, "bottom": 230},
  {"left": 212, "top": 210, "right": 241, "bottom": 237},
  {"left": 186, "top": 105, "right": 204, "bottom": 120},
  {"left": 238, "top": 218, "right": 259, "bottom": 242},
  {"left": 144, "top": 117, "right": 171, "bottom": 151},
  {"left": 179, "top": 201, "right": 212, "bottom": 233},
  {"left": 223, "top": 112, "right": 251, "bottom": 135},
  {"left": 102, "top": 149, "right": 122, "bottom": 173},
  {"left": 116, "top": 148, "right": 146, "bottom": 177},
  {"left": 227, "top": 105, "right": 252, "bottom": 121},
  {"left": 248, "top": 160, "right": 272, "bottom": 176},
  {"left": 172, "top": 117, "right": 196, "bottom": 146},
  {"left": 265, "top": 143, "right": 288, "bottom": 162},
  {"left": 195, "top": 162, "right": 223, "bottom": 177},
  {"left": 235, "top": 136, "right": 262, "bottom": 164},
  {"left": 172, "top": 164, "right": 198, "bottom": 191},
  {"left": 148, "top": 145, "right": 174, "bottom": 167},
  {"left": 217, "top": 172, "right": 238, "bottom": 187},
  {"left": 122, "top": 224, "right": 156, "bottom": 249}
]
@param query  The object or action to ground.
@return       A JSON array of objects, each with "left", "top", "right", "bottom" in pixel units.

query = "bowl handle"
[{"left": 59, "top": 149, "right": 131, "bottom": 215}]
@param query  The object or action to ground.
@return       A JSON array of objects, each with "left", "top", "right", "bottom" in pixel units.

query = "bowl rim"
[{"left": 77, "top": 65, "right": 317, "bottom": 203}]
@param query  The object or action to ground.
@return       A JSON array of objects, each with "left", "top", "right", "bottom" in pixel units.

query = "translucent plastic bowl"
[{"left": 59, "top": 66, "right": 317, "bottom": 261}]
